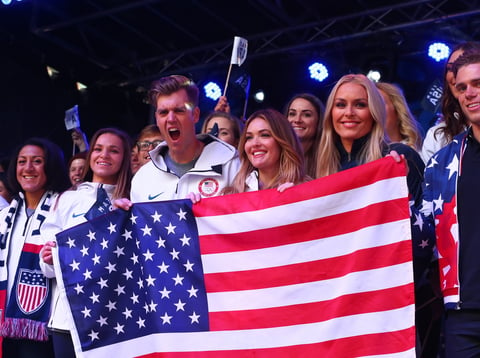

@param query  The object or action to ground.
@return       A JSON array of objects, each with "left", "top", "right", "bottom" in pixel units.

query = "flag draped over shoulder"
[{"left": 55, "top": 157, "right": 416, "bottom": 358}]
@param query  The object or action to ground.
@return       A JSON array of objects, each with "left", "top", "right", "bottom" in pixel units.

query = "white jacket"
[
  {"left": 420, "top": 122, "right": 448, "bottom": 164},
  {"left": 131, "top": 134, "right": 240, "bottom": 202},
  {"left": 39, "top": 182, "right": 116, "bottom": 332}
]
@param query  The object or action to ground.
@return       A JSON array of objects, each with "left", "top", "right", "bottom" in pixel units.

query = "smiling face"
[
  {"left": 69, "top": 158, "right": 86, "bottom": 185},
  {"left": 244, "top": 117, "right": 281, "bottom": 181},
  {"left": 155, "top": 89, "right": 200, "bottom": 162},
  {"left": 332, "top": 82, "right": 374, "bottom": 152},
  {"left": 287, "top": 97, "right": 319, "bottom": 142},
  {"left": 90, "top": 133, "right": 124, "bottom": 184},
  {"left": 137, "top": 134, "right": 163, "bottom": 166},
  {"left": 16, "top": 145, "right": 47, "bottom": 196},
  {"left": 456, "top": 63, "right": 480, "bottom": 138}
]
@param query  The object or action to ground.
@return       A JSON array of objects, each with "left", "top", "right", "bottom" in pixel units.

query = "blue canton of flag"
[{"left": 55, "top": 200, "right": 209, "bottom": 353}]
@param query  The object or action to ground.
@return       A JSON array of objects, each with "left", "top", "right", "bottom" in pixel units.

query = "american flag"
[{"left": 55, "top": 157, "right": 416, "bottom": 357}]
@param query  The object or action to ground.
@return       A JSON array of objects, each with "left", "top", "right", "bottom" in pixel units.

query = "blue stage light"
[
  {"left": 1, "top": 0, "right": 23, "bottom": 5},
  {"left": 308, "top": 62, "right": 329, "bottom": 82},
  {"left": 428, "top": 42, "right": 450, "bottom": 62},
  {"left": 204, "top": 82, "right": 222, "bottom": 101}
]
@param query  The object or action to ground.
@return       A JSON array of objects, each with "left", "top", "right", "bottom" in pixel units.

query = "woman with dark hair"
[
  {"left": 0, "top": 137, "right": 70, "bottom": 357},
  {"left": 284, "top": 93, "right": 325, "bottom": 178},
  {"left": 421, "top": 41, "right": 480, "bottom": 163},
  {"left": 81, "top": 128, "right": 132, "bottom": 199},
  {"left": 39, "top": 127, "right": 132, "bottom": 356}
]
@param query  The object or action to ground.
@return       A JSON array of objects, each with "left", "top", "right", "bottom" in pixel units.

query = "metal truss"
[{"left": 27, "top": 0, "right": 480, "bottom": 88}]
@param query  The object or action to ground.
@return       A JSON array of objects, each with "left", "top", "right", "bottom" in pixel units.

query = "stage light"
[
  {"left": 367, "top": 70, "right": 381, "bottom": 82},
  {"left": 428, "top": 42, "right": 450, "bottom": 62},
  {"left": 46, "top": 65, "right": 60, "bottom": 79},
  {"left": 1, "top": 0, "right": 22, "bottom": 4},
  {"left": 254, "top": 90, "right": 265, "bottom": 103},
  {"left": 76, "top": 82, "right": 87, "bottom": 92},
  {"left": 203, "top": 82, "right": 222, "bottom": 101},
  {"left": 308, "top": 62, "right": 329, "bottom": 82}
]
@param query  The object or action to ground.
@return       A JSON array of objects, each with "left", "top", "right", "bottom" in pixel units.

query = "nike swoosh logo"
[
  {"left": 148, "top": 192, "right": 163, "bottom": 200},
  {"left": 72, "top": 212, "right": 86, "bottom": 218}
]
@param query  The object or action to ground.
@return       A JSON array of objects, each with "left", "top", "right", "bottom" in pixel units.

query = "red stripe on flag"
[
  {"left": 209, "top": 284, "right": 413, "bottom": 330},
  {"left": 193, "top": 157, "right": 407, "bottom": 217},
  {"left": 204, "top": 241, "right": 411, "bottom": 292}
]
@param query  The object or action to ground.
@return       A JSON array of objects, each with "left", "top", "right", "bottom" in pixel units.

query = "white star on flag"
[
  {"left": 108, "top": 222, "right": 117, "bottom": 233},
  {"left": 151, "top": 211, "right": 162, "bottom": 222}
]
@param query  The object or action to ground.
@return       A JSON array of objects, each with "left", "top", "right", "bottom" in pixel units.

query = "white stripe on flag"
[
  {"left": 202, "top": 219, "right": 410, "bottom": 273},
  {"left": 207, "top": 262, "right": 413, "bottom": 311}
]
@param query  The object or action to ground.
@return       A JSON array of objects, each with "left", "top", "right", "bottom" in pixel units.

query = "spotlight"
[
  {"left": 428, "top": 42, "right": 450, "bottom": 62},
  {"left": 46, "top": 65, "right": 60, "bottom": 79},
  {"left": 367, "top": 70, "right": 381, "bottom": 82},
  {"left": 76, "top": 82, "right": 87, "bottom": 92},
  {"left": 254, "top": 90, "right": 265, "bottom": 103},
  {"left": 308, "top": 62, "right": 329, "bottom": 82},
  {"left": 1, "top": 0, "right": 22, "bottom": 4},
  {"left": 203, "top": 82, "right": 222, "bottom": 101}
]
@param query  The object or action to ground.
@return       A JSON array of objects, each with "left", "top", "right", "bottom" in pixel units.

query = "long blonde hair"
[
  {"left": 316, "top": 74, "right": 387, "bottom": 178},
  {"left": 375, "top": 82, "right": 423, "bottom": 150},
  {"left": 224, "top": 109, "right": 305, "bottom": 194}
]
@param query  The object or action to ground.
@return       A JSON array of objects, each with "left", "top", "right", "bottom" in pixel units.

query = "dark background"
[{"left": 1, "top": 0, "right": 480, "bottom": 161}]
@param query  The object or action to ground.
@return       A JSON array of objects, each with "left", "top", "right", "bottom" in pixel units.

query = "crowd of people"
[{"left": 0, "top": 40, "right": 480, "bottom": 357}]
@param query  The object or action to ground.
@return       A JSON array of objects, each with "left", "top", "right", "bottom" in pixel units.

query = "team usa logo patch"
[
  {"left": 16, "top": 269, "right": 49, "bottom": 314},
  {"left": 198, "top": 178, "right": 219, "bottom": 197}
]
